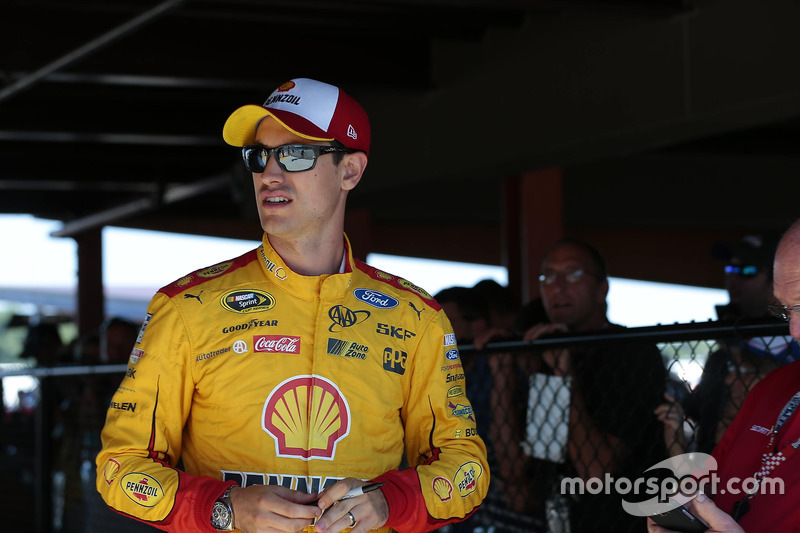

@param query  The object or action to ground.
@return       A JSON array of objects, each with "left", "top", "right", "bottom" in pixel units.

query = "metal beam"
[
  {"left": 50, "top": 172, "right": 232, "bottom": 238},
  {"left": 0, "top": 0, "right": 187, "bottom": 103}
]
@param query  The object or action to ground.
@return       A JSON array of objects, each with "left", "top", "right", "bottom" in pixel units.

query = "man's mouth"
[{"left": 265, "top": 197, "right": 290, "bottom": 204}]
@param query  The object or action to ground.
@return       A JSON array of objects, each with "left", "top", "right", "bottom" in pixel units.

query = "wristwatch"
[{"left": 210, "top": 486, "right": 235, "bottom": 531}]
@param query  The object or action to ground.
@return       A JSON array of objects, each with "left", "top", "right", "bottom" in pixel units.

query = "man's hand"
[
  {"left": 314, "top": 478, "right": 389, "bottom": 533},
  {"left": 523, "top": 323, "right": 570, "bottom": 376},
  {"left": 647, "top": 492, "right": 745, "bottom": 533},
  {"left": 228, "top": 484, "right": 319, "bottom": 532}
]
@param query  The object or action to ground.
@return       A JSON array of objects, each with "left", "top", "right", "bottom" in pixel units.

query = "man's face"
[
  {"left": 251, "top": 118, "right": 349, "bottom": 241},
  {"left": 539, "top": 243, "right": 608, "bottom": 330},
  {"left": 725, "top": 258, "right": 772, "bottom": 318},
  {"left": 773, "top": 235, "right": 800, "bottom": 339}
]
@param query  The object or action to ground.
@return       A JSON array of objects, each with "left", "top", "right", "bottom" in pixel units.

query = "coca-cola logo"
[{"left": 253, "top": 335, "right": 301, "bottom": 354}]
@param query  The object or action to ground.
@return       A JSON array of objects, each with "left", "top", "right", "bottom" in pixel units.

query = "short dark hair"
[{"left": 544, "top": 238, "right": 608, "bottom": 281}]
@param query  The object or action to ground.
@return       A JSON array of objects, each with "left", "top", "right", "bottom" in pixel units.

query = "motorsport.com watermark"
[{"left": 559, "top": 453, "right": 784, "bottom": 516}]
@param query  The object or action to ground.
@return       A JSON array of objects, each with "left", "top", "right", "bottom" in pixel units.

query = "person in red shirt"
[{"left": 649, "top": 219, "right": 800, "bottom": 533}]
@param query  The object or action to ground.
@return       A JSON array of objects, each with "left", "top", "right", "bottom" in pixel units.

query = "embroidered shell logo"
[
  {"left": 262, "top": 375, "right": 350, "bottom": 460},
  {"left": 277, "top": 81, "right": 296, "bottom": 92},
  {"left": 432, "top": 476, "right": 453, "bottom": 502}
]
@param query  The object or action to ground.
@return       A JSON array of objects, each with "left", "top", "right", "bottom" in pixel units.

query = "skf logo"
[
  {"left": 376, "top": 323, "right": 415, "bottom": 341},
  {"left": 125, "top": 367, "right": 136, "bottom": 379},
  {"left": 354, "top": 288, "right": 398, "bottom": 309},
  {"left": 262, "top": 375, "right": 350, "bottom": 460},
  {"left": 121, "top": 473, "right": 164, "bottom": 507},
  {"left": 448, "top": 401, "right": 475, "bottom": 422},
  {"left": 254, "top": 335, "right": 300, "bottom": 354},
  {"left": 432, "top": 476, "right": 453, "bottom": 502},
  {"left": 454, "top": 461, "right": 483, "bottom": 497},
  {"left": 220, "top": 289, "right": 276, "bottom": 314},
  {"left": 328, "top": 305, "right": 370, "bottom": 333},
  {"left": 198, "top": 261, "right": 232, "bottom": 278},
  {"left": 383, "top": 348, "right": 407, "bottom": 375}
]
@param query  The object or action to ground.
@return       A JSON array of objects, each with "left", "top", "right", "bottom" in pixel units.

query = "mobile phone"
[{"left": 649, "top": 502, "right": 709, "bottom": 532}]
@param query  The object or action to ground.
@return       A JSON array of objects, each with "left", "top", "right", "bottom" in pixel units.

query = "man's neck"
[{"left": 267, "top": 233, "right": 345, "bottom": 276}]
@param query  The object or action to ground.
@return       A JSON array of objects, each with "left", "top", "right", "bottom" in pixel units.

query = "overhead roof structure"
[{"left": 4, "top": 0, "right": 800, "bottom": 312}]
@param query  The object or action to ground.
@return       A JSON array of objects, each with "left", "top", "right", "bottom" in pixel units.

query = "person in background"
[
  {"left": 434, "top": 286, "right": 542, "bottom": 532},
  {"left": 95, "top": 78, "right": 488, "bottom": 533},
  {"left": 658, "top": 232, "right": 797, "bottom": 456},
  {"left": 649, "top": 219, "right": 800, "bottom": 532},
  {"left": 497, "top": 238, "right": 666, "bottom": 533}
]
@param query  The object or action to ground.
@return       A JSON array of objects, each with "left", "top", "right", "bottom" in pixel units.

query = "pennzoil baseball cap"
[{"left": 222, "top": 78, "right": 371, "bottom": 155}]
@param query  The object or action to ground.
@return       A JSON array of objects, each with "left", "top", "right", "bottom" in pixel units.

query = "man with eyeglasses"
[
  {"left": 94, "top": 78, "right": 488, "bottom": 533},
  {"left": 510, "top": 239, "right": 667, "bottom": 533},
  {"left": 649, "top": 221, "right": 800, "bottom": 532}
]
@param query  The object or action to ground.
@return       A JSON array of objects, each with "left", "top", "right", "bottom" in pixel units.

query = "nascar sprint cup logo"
[{"left": 220, "top": 289, "right": 276, "bottom": 314}]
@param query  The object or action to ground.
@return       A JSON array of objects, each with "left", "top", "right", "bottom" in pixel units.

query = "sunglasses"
[
  {"left": 241, "top": 144, "right": 353, "bottom": 173},
  {"left": 724, "top": 265, "right": 759, "bottom": 278}
]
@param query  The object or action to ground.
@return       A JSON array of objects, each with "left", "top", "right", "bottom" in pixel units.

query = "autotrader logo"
[{"left": 558, "top": 453, "right": 785, "bottom": 517}]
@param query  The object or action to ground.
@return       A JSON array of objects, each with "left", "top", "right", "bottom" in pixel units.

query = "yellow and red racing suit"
[{"left": 95, "top": 234, "right": 489, "bottom": 532}]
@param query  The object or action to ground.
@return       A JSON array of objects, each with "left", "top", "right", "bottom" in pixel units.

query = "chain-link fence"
[
  {"left": 445, "top": 318, "right": 794, "bottom": 533},
  {"left": 1, "top": 319, "right": 793, "bottom": 533}
]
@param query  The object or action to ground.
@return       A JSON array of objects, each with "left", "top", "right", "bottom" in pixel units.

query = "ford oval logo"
[
  {"left": 446, "top": 349, "right": 460, "bottom": 360},
  {"left": 353, "top": 288, "right": 398, "bottom": 309}
]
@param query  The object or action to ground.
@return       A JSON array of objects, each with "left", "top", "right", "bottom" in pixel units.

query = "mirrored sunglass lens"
[
  {"left": 243, "top": 147, "right": 267, "bottom": 172},
  {"left": 278, "top": 146, "right": 316, "bottom": 172}
]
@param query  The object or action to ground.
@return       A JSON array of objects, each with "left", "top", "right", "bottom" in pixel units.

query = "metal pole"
[{"left": 0, "top": 0, "right": 187, "bottom": 103}]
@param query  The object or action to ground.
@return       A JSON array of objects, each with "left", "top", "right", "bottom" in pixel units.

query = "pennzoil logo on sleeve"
[
  {"left": 454, "top": 461, "right": 483, "bottom": 497},
  {"left": 220, "top": 289, "right": 276, "bottom": 314},
  {"left": 120, "top": 473, "right": 164, "bottom": 507},
  {"left": 198, "top": 261, "right": 233, "bottom": 278}
]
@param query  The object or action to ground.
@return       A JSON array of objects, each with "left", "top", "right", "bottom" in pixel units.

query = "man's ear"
[{"left": 340, "top": 152, "right": 368, "bottom": 191}]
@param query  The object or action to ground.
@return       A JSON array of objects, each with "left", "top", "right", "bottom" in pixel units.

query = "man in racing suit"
[{"left": 95, "top": 78, "right": 489, "bottom": 533}]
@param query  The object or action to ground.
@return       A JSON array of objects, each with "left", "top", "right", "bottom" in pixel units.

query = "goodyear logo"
[
  {"left": 383, "top": 348, "right": 407, "bottom": 375},
  {"left": 220, "top": 289, "right": 276, "bottom": 314},
  {"left": 398, "top": 279, "right": 432, "bottom": 299},
  {"left": 121, "top": 473, "right": 164, "bottom": 507},
  {"left": 447, "top": 385, "right": 464, "bottom": 398},
  {"left": 262, "top": 375, "right": 350, "bottom": 460},
  {"left": 454, "top": 461, "right": 483, "bottom": 497},
  {"left": 198, "top": 261, "right": 233, "bottom": 278}
]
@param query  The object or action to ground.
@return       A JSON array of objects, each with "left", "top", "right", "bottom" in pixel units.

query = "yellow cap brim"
[{"left": 222, "top": 104, "right": 333, "bottom": 147}]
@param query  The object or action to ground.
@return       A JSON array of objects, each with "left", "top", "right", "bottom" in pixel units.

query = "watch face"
[{"left": 211, "top": 500, "right": 233, "bottom": 530}]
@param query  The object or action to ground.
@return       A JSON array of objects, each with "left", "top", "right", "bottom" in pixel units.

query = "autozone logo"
[{"left": 254, "top": 335, "right": 301, "bottom": 354}]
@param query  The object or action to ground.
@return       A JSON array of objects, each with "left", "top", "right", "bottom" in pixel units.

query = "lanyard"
[{"left": 732, "top": 391, "right": 800, "bottom": 521}]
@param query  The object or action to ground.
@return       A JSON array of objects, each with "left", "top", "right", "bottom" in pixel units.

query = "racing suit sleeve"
[
  {"left": 95, "top": 292, "right": 232, "bottom": 532},
  {"left": 376, "top": 309, "right": 489, "bottom": 531}
]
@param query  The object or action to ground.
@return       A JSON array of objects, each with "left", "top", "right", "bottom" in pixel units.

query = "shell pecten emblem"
[{"left": 262, "top": 375, "right": 351, "bottom": 460}]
